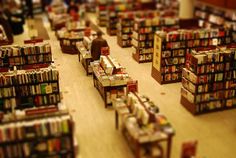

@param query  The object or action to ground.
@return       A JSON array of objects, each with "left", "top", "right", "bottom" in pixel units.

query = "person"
[{"left": 90, "top": 31, "right": 108, "bottom": 61}]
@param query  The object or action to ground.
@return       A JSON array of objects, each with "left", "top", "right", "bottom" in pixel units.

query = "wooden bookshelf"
[
  {"left": 194, "top": 1, "right": 236, "bottom": 42},
  {"left": 0, "top": 42, "right": 52, "bottom": 70},
  {"left": 0, "top": 110, "right": 76, "bottom": 158},
  {"left": 132, "top": 17, "right": 179, "bottom": 63},
  {"left": 106, "top": 1, "right": 134, "bottom": 36},
  {"left": 180, "top": 47, "right": 236, "bottom": 115},
  {"left": 0, "top": 67, "right": 61, "bottom": 113},
  {"left": 96, "top": 2, "right": 108, "bottom": 27},
  {"left": 152, "top": 28, "right": 233, "bottom": 85},
  {"left": 117, "top": 12, "right": 134, "bottom": 47}
]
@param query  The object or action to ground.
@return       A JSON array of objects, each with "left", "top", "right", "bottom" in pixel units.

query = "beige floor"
[{"left": 13, "top": 13, "right": 236, "bottom": 158}]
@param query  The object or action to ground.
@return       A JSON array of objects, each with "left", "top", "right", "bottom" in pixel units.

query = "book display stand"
[
  {"left": 0, "top": 106, "right": 76, "bottom": 158},
  {"left": 0, "top": 41, "right": 52, "bottom": 71},
  {"left": 152, "top": 28, "right": 233, "bottom": 85},
  {"left": 76, "top": 32, "right": 97, "bottom": 75},
  {"left": 106, "top": 1, "right": 134, "bottom": 36},
  {"left": 132, "top": 16, "right": 179, "bottom": 63},
  {"left": 181, "top": 46, "right": 236, "bottom": 115},
  {"left": 92, "top": 55, "right": 131, "bottom": 108},
  {"left": 96, "top": 1, "right": 108, "bottom": 27},
  {"left": 0, "top": 41, "right": 77, "bottom": 157},
  {"left": 194, "top": 1, "right": 236, "bottom": 42},
  {"left": 57, "top": 28, "right": 85, "bottom": 54},
  {"left": 117, "top": 11, "right": 160, "bottom": 48},
  {"left": 114, "top": 92, "right": 175, "bottom": 158}
]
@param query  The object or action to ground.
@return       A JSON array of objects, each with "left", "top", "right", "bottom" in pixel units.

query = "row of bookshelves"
[
  {"left": 132, "top": 16, "right": 179, "bottom": 63},
  {"left": 117, "top": 10, "right": 160, "bottom": 47},
  {"left": 152, "top": 28, "right": 233, "bottom": 84},
  {"left": 0, "top": 109, "right": 75, "bottom": 158},
  {"left": 0, "top": 67, "right": 60, "bottom": 112},
  {"left": 194, "top": 1, "right": 236, "bottom": 42},
  {"left": 181, "top": 47, "right": 236, "bottom": 114},
  {"left": 0, "top": 68, "right": 59, "bottom": 86},
  {"left": 0, "top": 43, "right": 52, "bottom": 69}
]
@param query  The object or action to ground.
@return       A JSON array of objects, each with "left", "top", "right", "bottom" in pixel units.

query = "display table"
[
  {"left": 76, "top": 43, "right": 92, "bottom": 75},
  {"left": 57, "top": 29, "right": 84, "bottom": 54},
  {"left": 76, "top": 33, "right": 97, "bottom": 75},
  {"left": 92, "top": 56, "right": 131, "bottom": 108},
  {"left": 113, "top": 93, "right": 175, "bottom": 158}
]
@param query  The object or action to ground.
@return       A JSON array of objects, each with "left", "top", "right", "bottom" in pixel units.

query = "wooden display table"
[
  {"left": 113, "top": 93, "right": 175, "bottom": 158},
  {"left": 91, "top": 56, "right": 131, "bottom": 108},
  {"left": 76, "top": 44, "right": 92, "bottom": 75},
  {"left": 92, "top": 71, "right": 128, "bottom": 108}
]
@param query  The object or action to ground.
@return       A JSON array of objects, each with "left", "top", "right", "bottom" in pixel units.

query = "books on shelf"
[
  {"left": 0, "top": 42, "right": 52, "bottom": 69},
  {"left": 117, "top": 10, "right": 160, "bottom": 47},
  {"left": 132, "top": 16, "right": 179, "bottom": 63},
  {"left": 92, "top": 55, "right": 130, "bottom": 86},
  {"left": 0, "top": 109, "right": 75, "bottom": 158},
  {"left": 181, "top": 47, "right": 236, "bottom": 114},
  {"left": 194, "top": 1, "right": 236, "bottom": 42},
  {"left": 114, "top": 92, "right": 174, "bottom": 158},
  {"left": 0, "top": 66, "right": 60, "bottom": 112},
  {"left": 152, "top": 28, "right": 232, "bottom": 84}
]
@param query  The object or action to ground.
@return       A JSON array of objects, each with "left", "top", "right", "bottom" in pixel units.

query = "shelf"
[{"left": 181, "top": 95, "right": 236, "bottom": 115}]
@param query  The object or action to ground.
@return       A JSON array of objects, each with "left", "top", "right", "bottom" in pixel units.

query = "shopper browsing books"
[{"left": 90, "top": 31, "right": 108, "bottom": 61}]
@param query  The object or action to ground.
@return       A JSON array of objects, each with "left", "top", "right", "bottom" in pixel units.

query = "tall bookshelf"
[
  {"left": 117, "top": 11, "right": 160, "bottom": 48},
  {"left": 0, "top": 42, "right": 52, "bottom": 70},
  {"left": 152, "top": 28, "right": 233, "bottom": 84},
  {"left": 96, "top": 2, "right": 108, "bottom": 27},
  {"left": 117, "top": 12, "right": 135, "bottom": 47},
  {"left": 0, "top": 42, "right": 77, "bottom": 157},
  {"left": 0, "top": 109, "right": 76, "bottom": 158},
  {"left": 0, "top": 66, "right": 61, "bottom": 113},
  {"left": 194, "top": 1, "right": 236, "bottom": 42},
  {"left": 132, "top": 17, "right": 179, "bottom": 63},
  {"left": 181, "top": 46, "right": 236, "bottom": 115},
  {"left": 106, "top": 1, "right": 134, "bottom": 36}
]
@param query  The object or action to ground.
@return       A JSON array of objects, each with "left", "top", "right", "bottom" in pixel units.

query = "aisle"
[
  {"left": 42, "top": 15, "right": 134, "bottom": 158},
  {"left": 13, "top": 13, "right": 236, "bottom": 158}
]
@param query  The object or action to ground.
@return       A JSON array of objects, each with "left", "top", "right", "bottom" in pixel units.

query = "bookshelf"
[
  {"left": 0, "top": 109, "right": 76, "bottom": 158},
  {"left": 132, "top": 17, "right": 179, "bottom": 63},
  {"left": 194, "top": 1, "right": 236, "bottom": 42},
  {"left": 92, "top": 55, "right": 131, "bottom": 108},
  {"left": 96, "top": 2, "right": 108, "bottom": 27},
  {"left": 152, "top": 28, "right": 233, "bottom": 85},
  {"left": 181, "top": 46, "right": 236, "bottom": 115},
  {"left": 117, "top": 11, "right": 160, "bottom": 48},
  {"left": 114, "top": 92, "right": 175, "bottom": 158},
  {"left": 106, "top": 1, "right": 134, "bottom": 36},
  {"left": 0, "top": 42, "right": 52, "bottom": 70},
  {"left": 76, "top": 32, "right": 97, "bottom": 75},
  {"left": 0, "top": 66, "right": 61, "bottom": 112},
  {"left": 117, "top": 12, "right": 135, "bottom": 47}
]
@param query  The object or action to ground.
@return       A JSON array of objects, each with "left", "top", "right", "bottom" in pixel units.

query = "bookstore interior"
[{"left": 0, "top": 0, "right": 236, "bottom": 157}]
